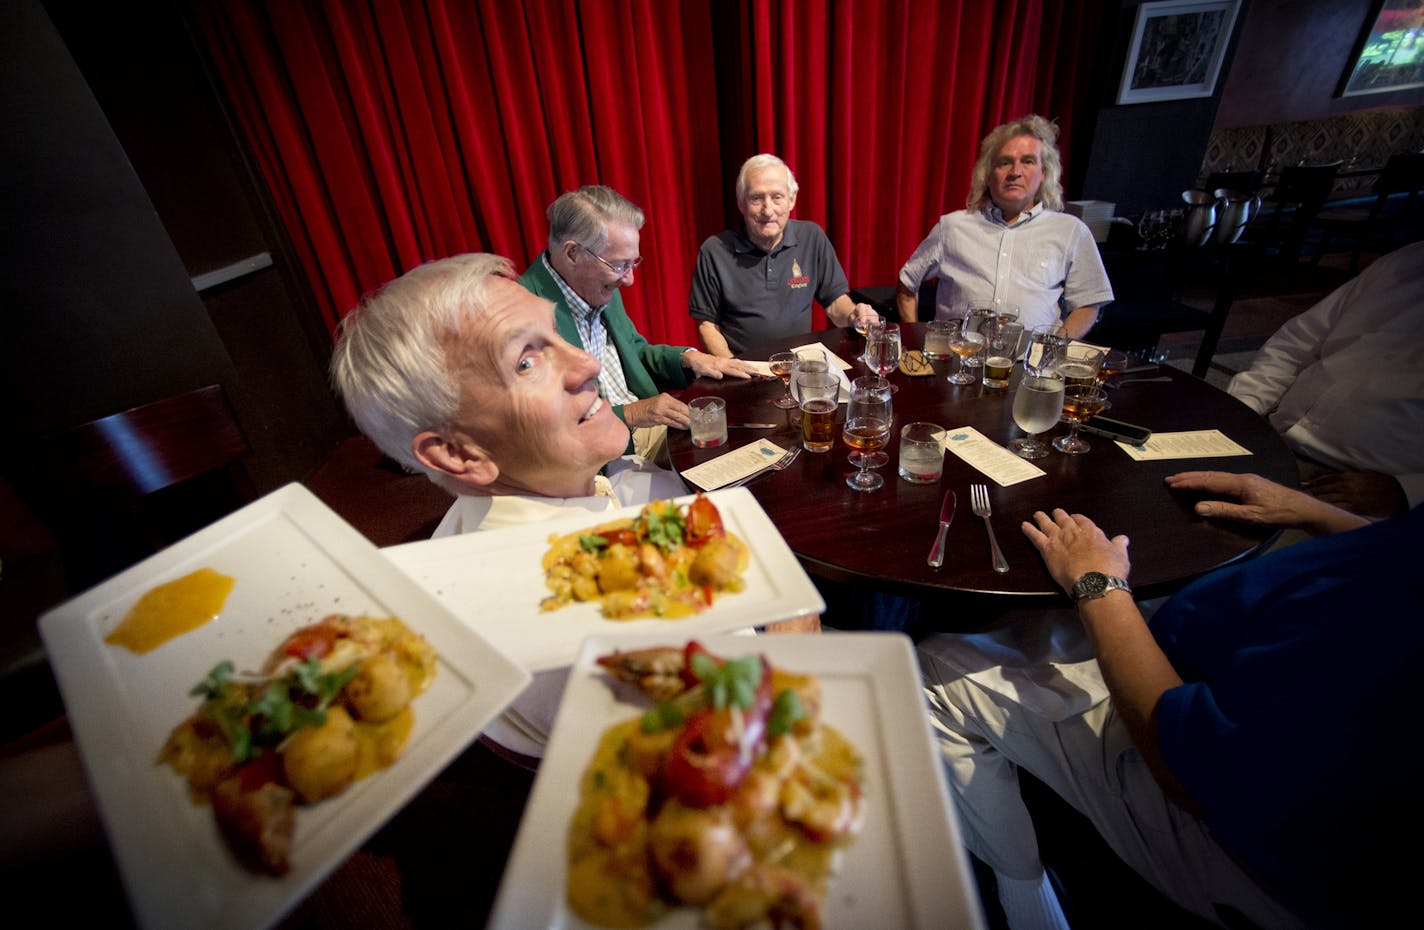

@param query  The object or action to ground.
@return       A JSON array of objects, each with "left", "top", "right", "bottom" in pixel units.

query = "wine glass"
[
  {"left": 963, "top": 306, "right": 994, "bottom": 369},
  {"left": 946, "top": 320, "right": 986, "bottom": 385},
  {"left": 1053, "top": 383, "right": 1107, "bottom": 454},
  {"left": 843, "top": 377, "right": 893, "bottom": 492},
  {"left": 1136, "top": 210, "right": 1162, "bottom": 251},
  {"left": 854, "top": 312, "right": 885, "bottom": 338},
  {"left": 863, "top": 325, "right": 902, "bottom": 393},
  {"left": 768, "top": 351, "right": 798, "bottom": 409},
  {"left": 1009, "top": 371, "right": 1065, "bottom": 460}
]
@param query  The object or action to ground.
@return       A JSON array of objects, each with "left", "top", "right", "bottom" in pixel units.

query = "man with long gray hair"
[
  {"left": 520, "top": 185, "right": 756, "bottom": 461},
  {"left": 895, "top": 115, "right": 1112, "bottom": 338}
]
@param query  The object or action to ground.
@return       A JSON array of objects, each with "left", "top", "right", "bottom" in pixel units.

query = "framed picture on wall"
[
  {"left": 1117, "top": 0, "right": 1242, "bottom": 104},
  {"left": 1337, "top": 0, "right": 1424, "bottom": 97}
]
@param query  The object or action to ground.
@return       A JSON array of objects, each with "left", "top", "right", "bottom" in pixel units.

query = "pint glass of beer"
[{"left": 796, "top": 370, "right": 840, "bottom": 453}]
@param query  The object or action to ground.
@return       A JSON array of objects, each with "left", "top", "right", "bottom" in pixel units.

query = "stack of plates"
[{"left": 1066, "top": 200, "right": 1115, "bottom": 243}]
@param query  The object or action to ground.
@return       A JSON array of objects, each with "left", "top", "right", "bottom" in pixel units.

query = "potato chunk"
[
  {"left": 281, "top": 706, "right": 359, "bottom": 803},
  {"left": 344, "top": 656, "right": 411, "bottom": 723}
]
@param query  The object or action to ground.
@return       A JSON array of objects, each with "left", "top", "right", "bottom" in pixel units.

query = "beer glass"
[
  {"left": 1054, "top": 384, "right": 1107, "bottom": 454},
  {"left": 844, "top": 376, "right": 893, "bottom": 491},
  {"left": 768, "top": 351, "right": 798, "bottom": 408},
  {"left": 796, "top": 370, "right": 840, "bottom": 453},
  {"left": 1009, "top": 371, "right": 1064, "bottom": 460}
]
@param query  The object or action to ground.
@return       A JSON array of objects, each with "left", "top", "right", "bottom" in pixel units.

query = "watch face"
[{"left": 1080, "top": 573, "right": 1108, "bottom": 596}]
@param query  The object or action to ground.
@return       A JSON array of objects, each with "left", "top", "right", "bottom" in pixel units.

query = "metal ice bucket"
[
  {"left": 1211, "top": 188, "right": 1261, "bottom": 246},
  {"left": 1180, "top": 190, "right": 1217, "bottom": 246}
]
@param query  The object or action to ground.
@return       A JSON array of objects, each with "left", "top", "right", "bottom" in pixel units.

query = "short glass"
[
  {"left": 982, "top": 321, "right": 1024, "bottom": 389},
  {"left": 1025, "top": 327, "right": 1069, "bottom": 377},
  {"left": 689, "top": 396, "right": 727, "bottom": 448},
  {"left": 898, "top": 422, "right": 946, "bottom": 484},
  {"left": 796, "top": 371, "right": 840, "bottom": 453},
  {"left": 923, "top": 319, "right": 956, "bottom": 380}
]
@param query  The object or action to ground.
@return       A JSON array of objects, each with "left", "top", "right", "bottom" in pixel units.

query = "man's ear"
[{"left": 412, "top": 430, "right": 498, "bottom": 489}]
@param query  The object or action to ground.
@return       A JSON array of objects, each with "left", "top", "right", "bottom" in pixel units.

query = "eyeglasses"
[{"left": 580, "top": 244, "right": 643, "bottom": 277}]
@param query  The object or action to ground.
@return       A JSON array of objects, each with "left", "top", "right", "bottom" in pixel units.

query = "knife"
[
  {"left": 729, "top": 423, "right": 777, "bottom": 429},
  {"left": 927, "top": 490, "right": 957, "bottom": 569}
]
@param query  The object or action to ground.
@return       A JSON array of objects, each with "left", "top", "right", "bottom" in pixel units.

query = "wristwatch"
[{"left": 1071, "top": 571, "right": 1131, "bottom": 603}]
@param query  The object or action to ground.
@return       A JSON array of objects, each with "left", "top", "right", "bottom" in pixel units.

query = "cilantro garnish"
[
  {"left": 191, "top": 660, "right": 234, "bottom": 699},
  {"left": 767, "top": 688, "right": 806, "bottom": 736},
  {"left": 635, "top": 505, "right": 685, "bottom": 551},
  {"left": 579, "top": 533, "right": 609, "bottom": 553},
  {"left": 641, "top": 701, "right": 686, "bottom": 733},
  {"left": 691, "top": 652, "right": 762, "bottom": 711},
  {"left": 189, "top": 657, "right": 363, "bottom": 763}
]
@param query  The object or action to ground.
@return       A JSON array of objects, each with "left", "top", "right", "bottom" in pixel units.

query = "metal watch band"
[{"left": 1071, "top": 571, "right": 1131, "bottom": 603}]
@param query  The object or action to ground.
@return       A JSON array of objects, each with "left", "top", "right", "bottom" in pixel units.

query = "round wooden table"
[{"left": 668, "top": 324, "right": 1298, "bottom": 617}]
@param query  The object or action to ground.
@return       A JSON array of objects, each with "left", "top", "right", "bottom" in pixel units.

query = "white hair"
[{"left": 736, "top": 153, "right": 799, "bottom": 203}]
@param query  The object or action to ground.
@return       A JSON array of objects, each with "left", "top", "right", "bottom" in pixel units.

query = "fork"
[
  {"left": 725, "top": 445, "right": 801, "bottom": 488},
  {"left": 970, "top": 483, "right": 1010, "bottom": 573}
]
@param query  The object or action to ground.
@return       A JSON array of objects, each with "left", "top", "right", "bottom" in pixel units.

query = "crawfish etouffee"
[
  {"left": 158, "top": 614, "right": 437, "bottom": 875},
  {"left": 541, "top": 494, "right": 749, "bottom": 619},
  {"left": 568, "top": 642, "right": 864, "bottom": 929}
]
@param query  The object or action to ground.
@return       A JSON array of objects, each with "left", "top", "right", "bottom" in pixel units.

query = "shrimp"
[
  {"left": 779, "top": 760, "right": 861, "bottom": 843},
  {"left": 705, "top": 864, "right": 823, "bottom": 930},
  {"left": 648, "top": 800, "right": 751, "bottom": 905}
]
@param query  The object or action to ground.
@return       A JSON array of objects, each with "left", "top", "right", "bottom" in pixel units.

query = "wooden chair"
[
  {"left": 1313, "top": 152, "right": 1424, "bottom": 271},
  {"left": 37, "top": 384, "right": 256, "bottom": 585}
]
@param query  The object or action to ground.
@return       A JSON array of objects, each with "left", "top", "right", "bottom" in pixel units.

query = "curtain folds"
[{"left": 192, "top": 0, "right": 1106, "bottom": 343}]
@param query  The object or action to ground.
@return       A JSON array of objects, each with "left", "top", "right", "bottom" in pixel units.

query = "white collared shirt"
[{"left": 898, "top": 204, "right": 1114, "bottom": 333}]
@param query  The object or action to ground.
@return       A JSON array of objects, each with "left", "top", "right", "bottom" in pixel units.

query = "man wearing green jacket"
[{"left": 520, "top": 185, "right": 757, "bottom": 459}]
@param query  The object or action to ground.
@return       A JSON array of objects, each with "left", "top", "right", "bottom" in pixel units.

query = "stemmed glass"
[
  {"left": 946, "top": 320, "right": 986, "bottom": 385},
  {"left": 863, "top": 325, "right": 902, "bottom": 393},
  {"left": 854, "top": 312, "right": 885, "bottom": 338},
  {"left": 768, "top": 351, "right": 798, "bottom": 409},
  {"left": 1025, "top": 326, "right": 1068, "bottom": 376},
  {"left": 1054, "top": 384, "right": 1107, "bottom": 454},
  {"left": 844, "top": 376, "right": 892, "bottom": 492},
  {"left": 1009, "top": 371, "right": 1065, "bottom": 460}
]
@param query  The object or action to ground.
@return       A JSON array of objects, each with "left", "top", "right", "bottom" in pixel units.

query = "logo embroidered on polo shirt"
[{"left": 787, "top": 258, "right": 810, "bottom": 289}]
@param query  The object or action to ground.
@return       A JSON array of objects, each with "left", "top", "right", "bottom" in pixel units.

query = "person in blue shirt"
[{"left": 922, "top": 470, "right": 1420, "bottom": 930}]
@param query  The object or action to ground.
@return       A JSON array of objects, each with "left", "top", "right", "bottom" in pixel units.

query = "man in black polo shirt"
[{"left": 690, "top": 154, "right": 879, "bottom": 357}]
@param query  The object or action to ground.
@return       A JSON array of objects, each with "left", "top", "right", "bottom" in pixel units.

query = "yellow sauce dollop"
[{"left": 105, "top": 567, "right": 235, "bottom": 654}]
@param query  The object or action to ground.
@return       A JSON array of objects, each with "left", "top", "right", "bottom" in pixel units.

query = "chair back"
[
  {"left": 46, "top": 384, "right": 251, "bottom": 499},
  {"left": 1373, "top": 152, "right": 1424, "bottom": 198},
  {"left": 1269, "top": 161, "right": 1342, "bottom": 212},
  {"left": 39, "top": 385, "right": 256, "bottom": 566}
]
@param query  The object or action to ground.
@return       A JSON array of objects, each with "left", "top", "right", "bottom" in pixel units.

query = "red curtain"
[{"left": 192, "top": 0, "right": 1106, "bottom": 343}]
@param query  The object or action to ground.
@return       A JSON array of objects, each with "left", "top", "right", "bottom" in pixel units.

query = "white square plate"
[
  {"left": 383, "top": 488, "right": 825, "bottom": 672},
  {"left": 38, "top": 483, "right": 531, "bottom": 930},
  {"left": 489, "top": 632, "right": 985, "bottom": 929}
]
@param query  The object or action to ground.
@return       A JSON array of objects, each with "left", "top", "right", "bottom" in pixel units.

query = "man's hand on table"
[
  {"left": 1020, "top": 508, "right": 1131, "bottom": 595},
  {"left": 623, "top": 393, "right": 690, "bottom": 429},
  {"left": 1164, "top": 471, "right": 1369, "bottom": 536},
  {"left": 684, "top": 350, "right": 758, "bottom": 380},
  {"left": 1303, "top": 470, "right": 1407, "bottom": 519}
]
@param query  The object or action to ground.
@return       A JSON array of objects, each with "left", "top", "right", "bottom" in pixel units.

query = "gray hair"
[
  {"left": 736, "top": 153, "right": 799, "bottom": 203},
  {"left": 967, "top": 114, "right": 1064, "bottom": 213},
  {"left": 330, "top": 253, "right": 514, "bottom": 477},
  {"left": 546, "top": 185, "right": 645, "bottom": 253}
]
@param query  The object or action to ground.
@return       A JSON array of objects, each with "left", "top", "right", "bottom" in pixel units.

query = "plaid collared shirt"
[{"left": 542, "top": 254, "right": 638, "bottom": 405}]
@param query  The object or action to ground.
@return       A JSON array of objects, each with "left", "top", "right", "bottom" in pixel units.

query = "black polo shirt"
[{"left": 688, "top": 219, "right": 850, "bottom": 356}]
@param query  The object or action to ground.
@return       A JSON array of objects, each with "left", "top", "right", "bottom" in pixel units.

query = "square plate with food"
[
  {"left": 39, "top": 483, "right": 531, "bottom": 930},
  {"left": 489, "top": 632, "right": 984, "bottom": 929},
  {"left": 382, "top": 488, "right": 825, "bottom": 672}
]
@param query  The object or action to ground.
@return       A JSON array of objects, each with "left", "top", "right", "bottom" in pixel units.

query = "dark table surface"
[{"left": 668, "top": 324, "right": 1298, "bottom": 615}]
